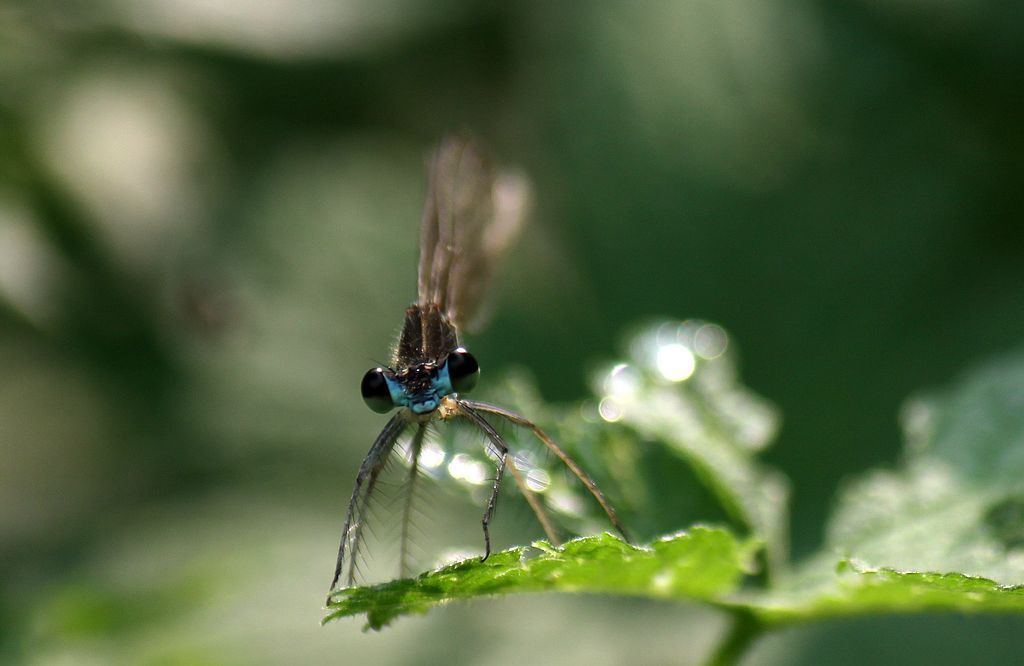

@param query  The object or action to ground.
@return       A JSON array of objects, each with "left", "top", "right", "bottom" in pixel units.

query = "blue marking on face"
[
  {"left": 385, "top": 363, "right": 455, "bottom": 415},
  {"left": 433, "top": 363, "right": 455, "bottom": 397}
]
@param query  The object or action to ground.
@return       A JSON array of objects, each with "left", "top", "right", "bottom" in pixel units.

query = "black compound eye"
[
  {"left": 361, "top": 367, "right": 394, "bottom": 414},
  {"left": 446, "top": 348, "right": 479, "bottom": 393}
]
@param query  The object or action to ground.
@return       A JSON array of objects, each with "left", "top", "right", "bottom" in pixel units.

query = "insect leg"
[
  {"left": 505, "top": 451, "right": 561, "bottom": 546},
  {"left": 330, "top": 413, "right": 408, "bottom": 594},
  {"left": 455, "top": 402, "right": 509, "bottom": 561},
  {"left": 459, "top": 399, "right": 630, "bottom": 543}
]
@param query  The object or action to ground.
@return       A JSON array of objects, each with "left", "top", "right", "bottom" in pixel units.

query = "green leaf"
[
  {"left": 325, "top": 527, "right": 755, "bottom": 630},
  {"left": 585, "top": 321, "right": 789, "bottom": 573},
  {"left": 822, "top": 350, "right": 1024, "bottom": 583},
  {"left": 326, "top": 341, "right": 1024, "bottom": 635},
  {"left": 750, "top": 350, "right": 1024, "bottom": 622},
  {"left": 744, "top": 562, "right": 1024, "bottom": 625},
  {"left": 439, "top": 320, "right": 789, "bottom": 576}
]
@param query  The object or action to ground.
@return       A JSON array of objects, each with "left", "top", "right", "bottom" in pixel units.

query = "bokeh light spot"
[
  {"left": 447, "top": 453, "right": 487, "bottom": 485},
  {"left": 656, "top": 343, "right": 696, "bottom": 382},
  {"left": 598, "top": 398, "right": 625, "bottom": 423}
]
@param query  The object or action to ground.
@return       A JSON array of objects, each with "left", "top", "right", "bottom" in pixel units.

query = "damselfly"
[{"left": 330, "top": 136, "right": 627, "bottom": 592}]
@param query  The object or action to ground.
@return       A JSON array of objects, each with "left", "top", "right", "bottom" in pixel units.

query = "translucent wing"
[{"left": 417, "top": 135, "right": 531, "bottom": 333}]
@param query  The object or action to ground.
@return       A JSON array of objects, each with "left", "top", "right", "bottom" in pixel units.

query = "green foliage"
[
  {"left": 753, "top": 564, "right": 1024, "bottom": 625},
  {"left": 5, "top": 3, "right": 1024, "bottom": 664},
  {"left": 820, "top": 351, "right": 1024, "bottom": 582},
  {"left": 326, "top": 528, "right": 755, "bottom": 630},
  {"left": 747, "top": 350, "right": 1024, "bottom": 624},
  {"left": 583, "top": 321, "right": 788, "bottom": 572},
  {"left": 326, "top": 323, "right": 1024, "bottom": 661}
]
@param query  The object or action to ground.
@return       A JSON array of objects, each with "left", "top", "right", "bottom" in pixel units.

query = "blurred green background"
[{"left": 2, "top": 1, "right": 1023, "bottom": 664}]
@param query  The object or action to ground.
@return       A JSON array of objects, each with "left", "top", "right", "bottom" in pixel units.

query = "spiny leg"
[
  {"left": 330, "top": 413, "right": 407, "bottom": 594},
  {"left": 456, "top": 403, "right": 509, "bottom": 561},
  {"left": 399, "top": 424, "right": 428, "bottom": 578},
  {"left": 336, "top": 462, "right": 389, "bottom": 589},
  {"left": 455, "top": 400, "right": 560, "bottom": 546},
  {"left": 460, "top": 399, "right": 630, "bottom": 543}
]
